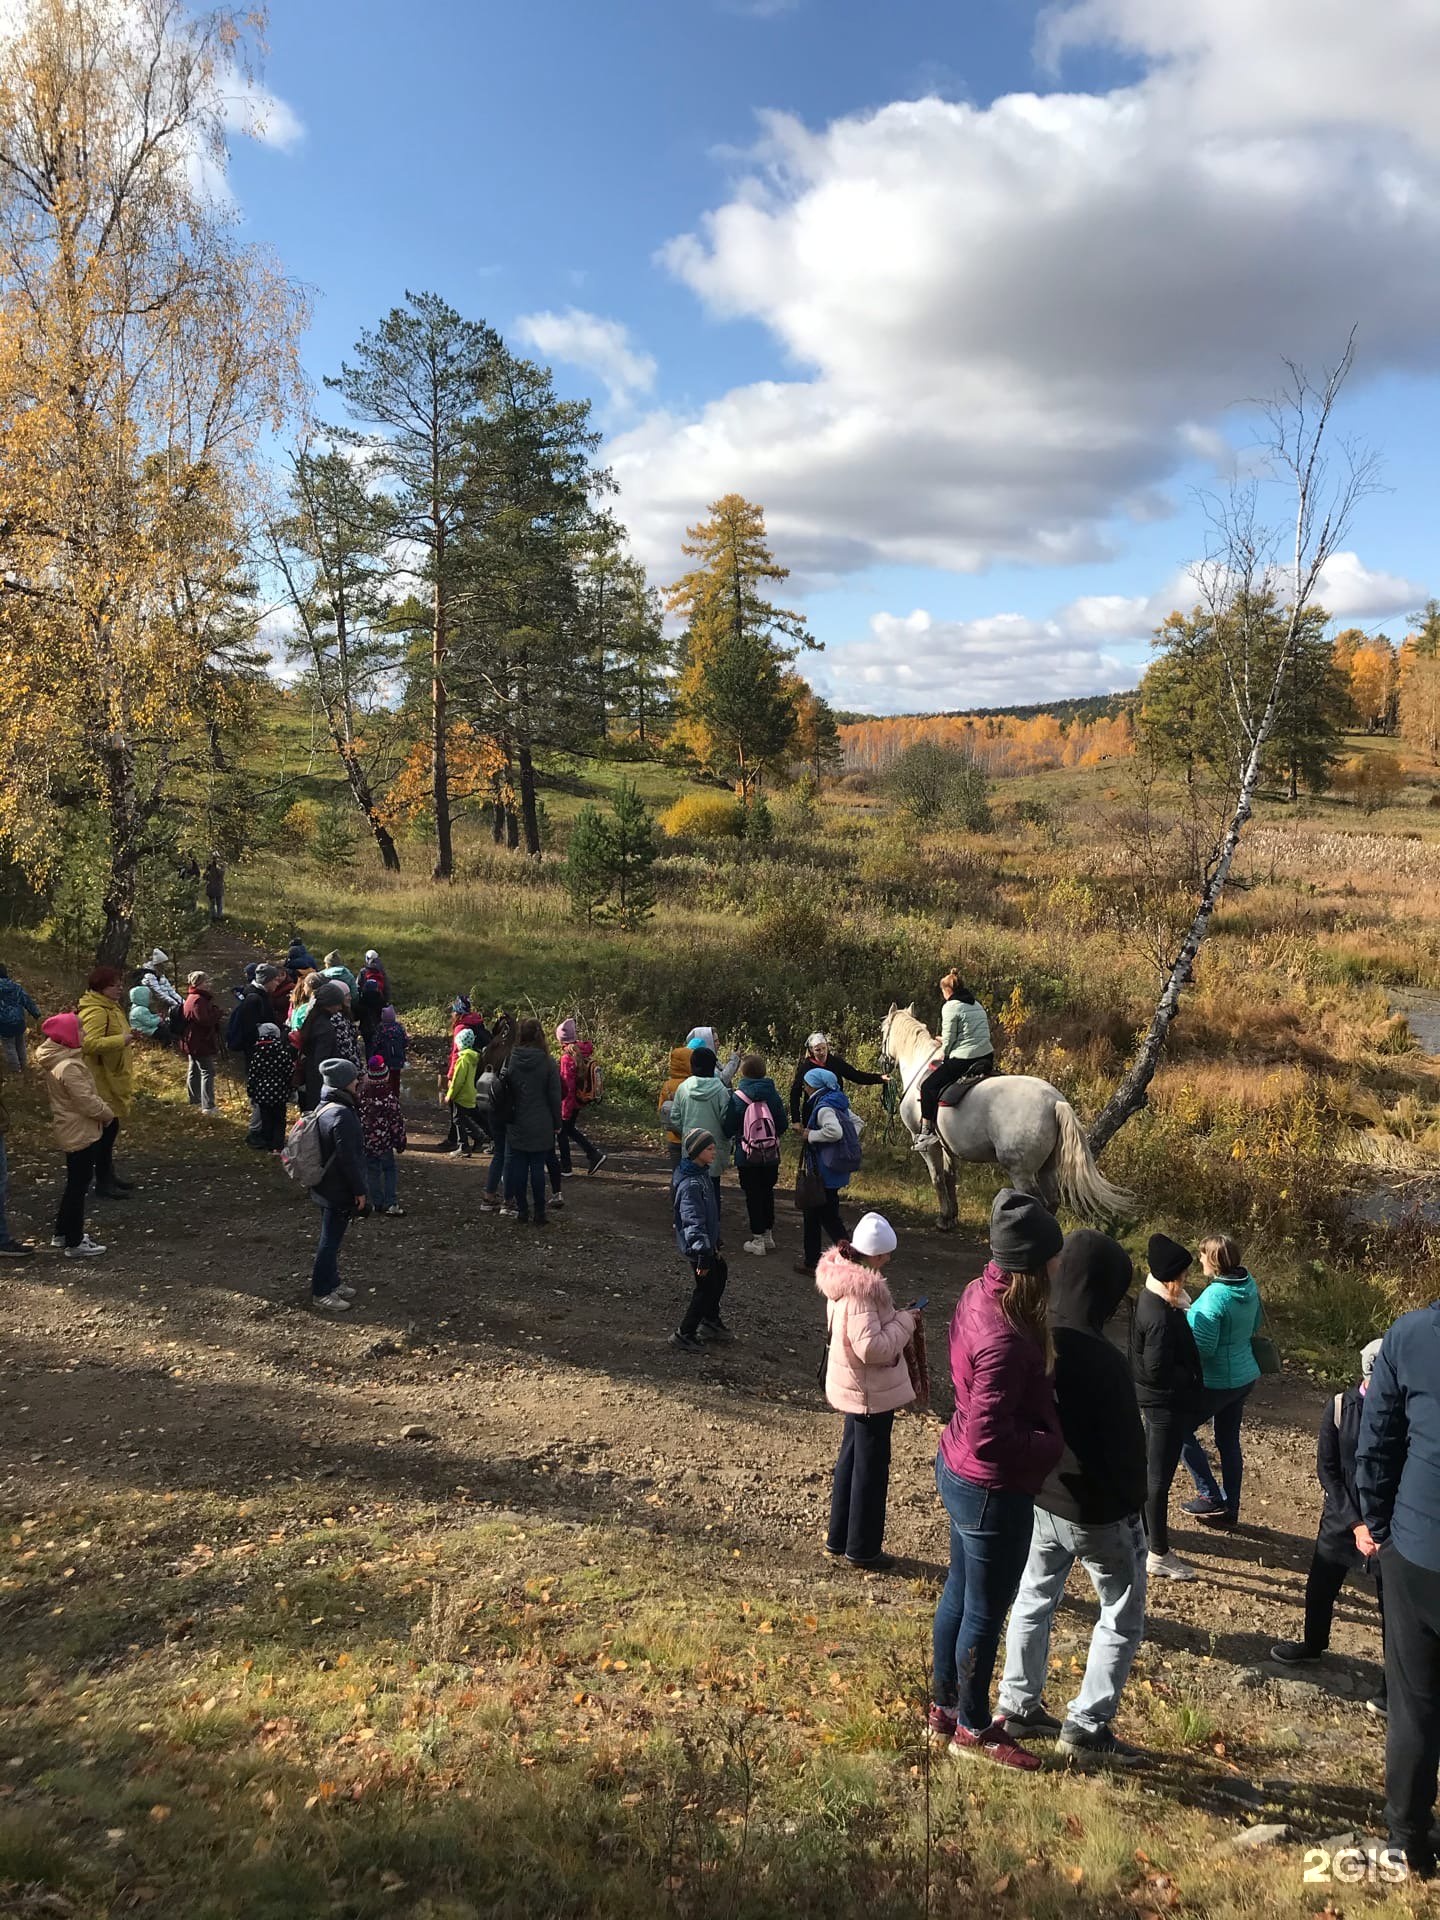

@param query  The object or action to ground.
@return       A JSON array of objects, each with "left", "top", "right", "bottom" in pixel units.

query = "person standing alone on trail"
[
  {"left": 309, "top": 1057, "right": 369, "bottom": 1314},
  {"left": 1272, "top": 1337, "right": 1387, "bottom": 1717},
  {"left": 1358, "top": 1303, "right": 1440, "bottom": 1879},
  {"left": 997, "top": 1230, "right": 1150, "bottom": 1768},
  {"left": 735, "top": 1052, "right": 787, "bottom": 1257},
  {"left": 929, "top": 1190, "right": 1064, "bottom": 1773},
  {"left": 1130, "top": 1234, "right": 1206, "bottom": 1583},
  {"left": 670, "top": 1127, "right": 732, "bottom": 1352},
  {"left": 818, "top": 1211, "right": 917, "bottom": 1571},
  {"left": 499, "top": 1018, "right": 562, "bottom": 1228},
  {"left": 788, "top": 1032, "right": 887, "bottom": 1126},
  {"left": 914, "top": 971, "right": 994, "bottom": 1152},
  {"left": 34, "top": 1012, "right": 114, "bottom": 1259},
  {"left": 203, "top": 857, "right": 225, "bottom": 922},
  {"left": 179, "top": 971, "right": 223, "bottom": 1116}
]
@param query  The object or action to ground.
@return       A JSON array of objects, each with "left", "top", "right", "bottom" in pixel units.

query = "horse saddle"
[{"left": 938, "top": 1069, "right": 994, "bottom": 1111}]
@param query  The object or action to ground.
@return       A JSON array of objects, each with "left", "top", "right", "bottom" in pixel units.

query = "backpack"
[
  {"left": 490, "top": 1068, "right": 516, "bottom": 1128},
  {"left": 738, "top": 1090, "right": 780, "bottom": 1164},
  {"left": 814, "top": 1098, "right": 863, "bottom": 1181},
  {"left": 574, "top": 1055, "right": 601, "bottom": 1106},
  {"left": 224, "top": 1000, "right": 246, "bottom": 1052},
  {"left": 357, "top": 966, "right": 385, "bottom": 1010},
  {"left": 375, "top": 1022, "right": 406, "bottom": 1070},
  {"left": 280, "top": 1109, "right": 328, "bottom": 1188}
]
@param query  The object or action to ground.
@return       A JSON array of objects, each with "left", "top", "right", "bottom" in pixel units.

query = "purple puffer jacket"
[{"left": 939, "top": 1262, "right": 1064, "bottom": 1494}]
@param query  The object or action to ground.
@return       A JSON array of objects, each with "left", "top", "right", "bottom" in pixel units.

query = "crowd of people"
[{"left": 0, "top": 947, "right": 1434, "bottom": 1878}]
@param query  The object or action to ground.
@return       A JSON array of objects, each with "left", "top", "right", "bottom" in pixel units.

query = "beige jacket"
[{"left": 34, "top": 1037, "right": 114, "bottom": 1152}]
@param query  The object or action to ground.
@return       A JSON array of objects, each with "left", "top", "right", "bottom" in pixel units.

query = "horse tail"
[{"left": 1052, "top": 1100, "right": 1136, "bottom": 1222}]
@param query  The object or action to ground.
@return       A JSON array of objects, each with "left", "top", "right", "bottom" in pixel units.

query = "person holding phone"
[{"left": 817, "top": 1212, "right": 919, "bottom": 1572}]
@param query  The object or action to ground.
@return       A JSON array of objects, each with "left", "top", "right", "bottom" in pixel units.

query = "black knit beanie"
[
  {"left": 989, "top": 1188, "right": 1065, "bottom": 1274},
  {"left": 1147, "top": 1233, "right": 1193, "bottom": 1285}
]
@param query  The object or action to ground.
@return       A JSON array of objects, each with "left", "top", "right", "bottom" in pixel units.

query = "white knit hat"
[
  {"left": 1361, "top": 1336, "right": 1384, "bottom": 1380},
  {"left": 365, "top": 949, "right": 380, "bottom": 964},
  {"left": 150, "top": 949, "right": 170, "bottom": 969},
  {"left": 851, "top": 1211, "right": 897, "bottom": 1258}
]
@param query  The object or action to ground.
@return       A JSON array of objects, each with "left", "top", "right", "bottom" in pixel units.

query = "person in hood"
[
  {"left": 670, "top": 1128, "right": 729, "bottom": 1351},
  {"left": 1180, "top": 1234, "right": 1262, "bottom": 1530},
  {"left": 245, "top": 1023, "right": 292, "bottom": 1151},
  {"left": 1130, "top": 1233, "right": 1207, "bottom": 1582},
  {"left": 128, "top": 983, "right": 163, "bottom": 1040},
  {"left": 78, "top": 967, "right": 134, "bottom": 1198},
  {"left": 286, "top": 936, "right": 319, "bottom": 976},
  {"left": 795, "top": 1067, "right": 862, "bottom": 1276},
  {"left": 359, "top": 1053, "right": 407, "bottom": 1216},
  {"left": 374, "top": 1005, "right": 408, "bottom": 1095},
  {"left": 446, "top": 1027, "right": 489, "bottom": 1159},
  {"left": 310, "top": 1057, "right": 369, "bottom": 1313},
  {"left": 930, "top": 1190, "right": 1064, "bottom": 1773},
  {"left": 686, "top": 1027, "right": 741, "bottom": 1087},
  {"left": 818, "top": 1212, "right": 918, "bottom": 1570},
  {"left": 319, "top": 952, "right": 358, "bottom": 1002},
  {"left": 0, "top": 962, "right": 41, "bottom": 1072},
  {"left": 788, "top": 1031, "right": 887, "bottom": 1126},
  {"left": 355, "top": 950, "right": 389, "bottom": 1046},
  {"left": 142, "top": 949, "right": 183, "bottom": 1013},
  {"left": 669, "top": 1048, "right": 740, "bottom": 1189},
  {"left": 34, "top": 1012, "right": 114, "bottom": 1258},
  {"left": 658, "top": 1044, "right": 696, "bottom": 1169},
  {"left": 1272, "top": 1337, "right": 1387, "bottom": 1716},
  {"left": 997, "top": 1231, "right": 1150, "bottom": 1768},
  {"left": 179, "top": 971, "right": 223, "bottom": 1115},
  {"left": 499, "top": 1018, "right": 562, "bottom": 1226},
  {"left": 557, "top": 1024, "right": 607, "bottom": 1176}
]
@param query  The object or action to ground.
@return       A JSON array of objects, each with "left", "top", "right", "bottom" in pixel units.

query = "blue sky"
[{"left": 231, "top": 0, "right": 1440, "bottom": 713}]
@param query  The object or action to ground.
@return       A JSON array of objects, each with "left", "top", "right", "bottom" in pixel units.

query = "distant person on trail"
[
  {"left": 1180, "top": 1234, "right": 1262, "bottom": 1531},
  {"left": 670, "top": 1127, "right": 732, "bottom": 1352},
  {"left": 203, "top": 857, "right": 225, "bottom": 922},
  {"left": 914, "top": 971, "right": 994, "bottom": 1152},
  {"left": 309, "top": 1057, "right": 369, "bottom": 1314},
  {"left": 499, "top": 1018, "right": 563, "bottom": 1227},
  {"left": 0, "top": 963, "right": 41, "bottom": 1072},
  {"left": 1357, "top": 1301, "right": 1440, "bottom": 1881},
  {"left": 997, "top": 1230, "right": 1151, "bottom": 1769},
  {"left": 35, "top": 1011, "right": 115, "bottom": 1259},
  {"left": 78, "top": 966, "right": 135, "bottom": 1199},
  {"left": 1130, "top": 1234, "right": 1206, "bottom": 1583},
  {"left": 795, "top": 1067, "right": 862, "bottom": 1278},
  {"left": 670, "top": 1047, "right": 739, "bottom": 1189},
  {"left": 658, "top": 1043, "right": 695, "bottom": 1169},
  {"left": 245, "top": 1024, "right": 292, "bottom": 1151},
  {"left": 734, "top": 1051, "right": 787, "bottom": 1257},
  {"left": 374, "top": 1006, "right": 408, "bottom": 1095},
  {"left": 788, "top": 1032, "right": 887, "bottom": 1126},
  {"left": 1272, "top": 1337, "right": 1387, "bottom": 1717},
  {"left": 446, "top": 1028, "right": 489, "bottom": 1159},
  {"left": 929, "top": 1190, "right": 1064, "bottom": 1773},
  {"left": 556, "top": 1020, "right": 607, "bottom": 1176},
  {"left": 360, "top": 1053, "right": 407, "bottom": 1217},
  {"left": 179, "top": 971, "right": 223, "bottom": 1116},
  {"left": 818, "top": 1211, "right": 917, "bottom": 1570}
]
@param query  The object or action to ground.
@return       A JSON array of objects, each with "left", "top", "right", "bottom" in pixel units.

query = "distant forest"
[{"left": 832, "top": 691, "right": 1137, "bottom": 728}]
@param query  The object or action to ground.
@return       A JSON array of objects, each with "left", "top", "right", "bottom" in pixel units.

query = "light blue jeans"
[{"left": 998, "top": 1509, "right": 1148, "bottom": 1735}]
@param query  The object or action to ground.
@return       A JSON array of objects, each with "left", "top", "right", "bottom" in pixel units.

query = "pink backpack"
[{"left": 738, "top": 1091, "right": 780, "bottom": 1164}]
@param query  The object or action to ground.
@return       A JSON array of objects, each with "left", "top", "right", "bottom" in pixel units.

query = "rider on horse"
[{"left": 913, "top": 970, "right": 994, "bottom": 1152}]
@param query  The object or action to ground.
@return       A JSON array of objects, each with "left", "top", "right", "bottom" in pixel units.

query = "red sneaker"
[
  {"left": 949, "top": 1720, "right": 1043, "bottom": 1772},
  {"left": 926, "top": 1704, "right": 958, "bottom": 1745}
]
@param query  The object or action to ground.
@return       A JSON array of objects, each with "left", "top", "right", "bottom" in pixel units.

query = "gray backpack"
[{"left": 280, "top": 1110, "right": 327, "bottom": 1187}]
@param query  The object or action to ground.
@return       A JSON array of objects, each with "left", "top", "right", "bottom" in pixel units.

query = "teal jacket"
[
  {"left": 669, "top": 1074, "right": 740, "bottom": 1180},
  {"left": 941, "top": 996, "right": 991, "bottom": 1061},
  {"left": 1187, "top": 1273, "right": 1261, "bottom": 1391}
]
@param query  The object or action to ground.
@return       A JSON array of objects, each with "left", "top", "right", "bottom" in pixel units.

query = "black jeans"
[
  {"left": 802, "top": 1191, "right": 846, "bottom": 1270},
  {"left": 559, "top": 1115, "right": 599, "bottom": 1173},
  {"left": 738, "top": 1160, "right": 780, "bottom": 1235},
  {"left": 248, "top": 1102, "right": 288, "bottom": 1151},
  {"left": 827, "top": 1411, "right": 895, "bottom": 1562},
  {"left": 1142, "top": 1407, "right": 1192, "bottom": 1556},
  {"left": 453, "top": 1104, "right": 489, "bottom": 1156},
  {"left": 1383, "top": 1545, "right": 1440, "bottom": 1874},
  {"left": 1304, "top": 1544, "right": 1385, "bottom": 1656},
  {"left": 506, "top": 1148, "right": 549, "bottom": 1222},
  {"left": 920, "top": 1055, "right": 994, "bottom": 1128},
  {"left": 679, "top": 1254, "right": 728, "bottom": 1338},
  {"left": 56, "top": 1141, "right": 100, "bottom": 1247},
  {"left": 94, "top": 1117, "right": 119, "bottom": 1190}
]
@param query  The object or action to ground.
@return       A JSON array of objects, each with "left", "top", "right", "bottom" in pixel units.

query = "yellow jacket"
[
  {"left": 79, "top": 989, "right": 135, "bottom": 1119},
  {"left": 447, "top": 1048, "right": 481, "bottom": 1109},
  {"left": 658, "top": 1045, "right": 693, "bottom": 1145}
]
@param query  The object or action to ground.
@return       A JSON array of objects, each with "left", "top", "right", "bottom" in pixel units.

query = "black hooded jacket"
[{"left": 1037, "top": 1231, "right": 1148, "bottom": 1527}]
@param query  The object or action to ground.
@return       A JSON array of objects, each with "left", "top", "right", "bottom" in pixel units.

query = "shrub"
[
  {"left": 886, "top": 741, "right": 992, "bottom": 829},
  {"left": 1333, "top": 752, "right": 1406, "bottom": 814},
  {"left": 660, "top": 792, "right": 744, "bottom": 840}
]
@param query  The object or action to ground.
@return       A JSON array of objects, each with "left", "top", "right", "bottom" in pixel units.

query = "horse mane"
[{"left": 884, "top": 1005, "right": 935, "bottom": 1052}]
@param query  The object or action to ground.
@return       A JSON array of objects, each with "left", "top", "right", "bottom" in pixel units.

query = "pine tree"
[
  {"left": 565, "top": 803, "right": 613, "bottom": 924},
  {"left": 791, "top": 682, "right": 843, "bottom": 783},
  {"left": 600, "top": 781, "right": 658, "bottom": 930}
]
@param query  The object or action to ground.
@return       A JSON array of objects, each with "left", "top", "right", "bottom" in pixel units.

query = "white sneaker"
[
  {"left": 763, "top": 1231, "right": 775, "bottom": 1251},
  {"left": 913, "top": 1128, "right": 940, "bottom": 1153},
  {"left": 314, "top": 1292, "right": 352, "bottom": 1313},
  {"left": 550, "top": 1194, "right": 566, "bottom": 1211},
  {"left": 51, "top": 1234, "right": 66, "bottom": 1249},
  {"left": 65, "top": 1236, "right": 106, "bottom": 1259},
  {"left": 1147, "top": 1550, "right": 1198, "bottom": 1582},
  {"left": 743, "top": 1236, "right": 766, "bottom": 1256}
]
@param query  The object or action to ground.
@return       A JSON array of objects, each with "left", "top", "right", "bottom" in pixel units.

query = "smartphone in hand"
[{"left": 908, "top": 1296, "right": 929, "bottom": 1312}]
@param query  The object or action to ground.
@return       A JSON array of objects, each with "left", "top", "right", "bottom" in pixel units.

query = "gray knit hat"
[
  {"left": 683, "top": 1126, "right": 716, "bottom": 1160},
  {"left": 320, "top": 1057, "right": 359, "bottom": 1090},
  {"left": 312, "top": 979, "right": 346, "bottom": 1010},
  {"left": 989, "top": 1188, "right": 1065, "bottom": 1274},
  {"left": 1361, "top": 1337, "right": 1384, "bottom": 1381}
]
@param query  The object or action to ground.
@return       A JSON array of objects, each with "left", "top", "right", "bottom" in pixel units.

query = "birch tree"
[{"left": 1090, "top": 338, "right": 1378, "bottom": 1155}]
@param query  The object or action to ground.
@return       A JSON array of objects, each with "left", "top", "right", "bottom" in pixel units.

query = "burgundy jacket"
[
  {"left": 179, "top": 987, "right": 224, "bottom": 1060},
  {"left": 939, "top": 1263, "right": 1064, "bottom": 1494}
]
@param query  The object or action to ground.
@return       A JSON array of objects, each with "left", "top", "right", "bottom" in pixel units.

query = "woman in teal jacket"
[{"left": 1180, "top": 1234, "right": 1261, "bottom": 1529}]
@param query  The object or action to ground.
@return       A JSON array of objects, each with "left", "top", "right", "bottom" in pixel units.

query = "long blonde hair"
[{"left": 1000, "top": 1268, "right": 1056, "bottom": 1372}]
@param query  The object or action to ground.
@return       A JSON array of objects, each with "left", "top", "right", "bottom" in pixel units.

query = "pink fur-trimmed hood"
[
  {"left": 817, "top": 1245, "right": 916, "bottom": 1416},
  {"left": 816, "top": 1244, "right": 896, "bottom": 1310}
]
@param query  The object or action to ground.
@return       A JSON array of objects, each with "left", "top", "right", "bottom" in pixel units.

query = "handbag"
[
  {"left": 1251, "top": 1298, "right": 1281, "bottom": 1377},
  {"left": 794, "top": 1151, "right": 826, "bottom": 1214}
]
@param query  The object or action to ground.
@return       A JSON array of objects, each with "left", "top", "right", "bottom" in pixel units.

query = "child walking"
[
  {"left": 556, "top": 1021, "right": 607, "bottom": 1175},
  {"left": 446, "top": 1028, "right": 489, "bottom": 1158},
  {"left": 359, "top": 1054, "right": 407, "bottom": 1217}
]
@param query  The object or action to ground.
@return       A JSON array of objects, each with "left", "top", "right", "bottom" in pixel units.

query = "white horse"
[{"left": 880, "top": 1004, "right": 1135, "bottom": 1229}]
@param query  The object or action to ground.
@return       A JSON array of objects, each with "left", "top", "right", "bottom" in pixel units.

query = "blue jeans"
[
  {"left": 366, "top": 1151, "right": 397, "bottom": 1212},
  {"left": 485, "top": 1115, "right": 508, "bottom": 1195},
  {"left": 506, "top": 1148, "right": 549, "bottom": 1222},
  {"left": 312, "top": 1202, "right": 351, "bottom": 1297},
  {"left": 1182, "top": 1384, "right": 1252, "bottom": 1517},
  {"left": 932, "top": 1456, "right": 1036, "bottom": 1730},
  {"left": 999, "top": 1509, "right": 1148, "bottom": 1735}
]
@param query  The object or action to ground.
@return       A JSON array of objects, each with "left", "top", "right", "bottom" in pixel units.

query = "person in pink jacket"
[
  {"left": 930, "top": 1188, "right": 1065, "bottom": 1772},
  {"left": 818, "top": 1212, "right": 918, "bottom": 1572},
  {"left": 556, "top": 1021, "right": 606, "bottom": 1176}
]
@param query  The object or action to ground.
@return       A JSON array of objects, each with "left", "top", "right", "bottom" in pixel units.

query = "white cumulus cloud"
[
  {"left": 516, "top": 308, "right": 657, "bottom": 407},
  {"left": 1312, "top": 552, "right": 1426, "bottom": 622}
]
